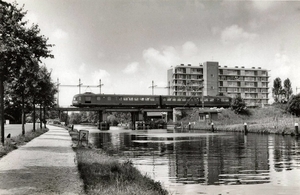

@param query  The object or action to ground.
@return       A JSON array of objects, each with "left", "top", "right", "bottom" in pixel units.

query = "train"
[{"left": 72, "top": 92, "right": 232, "bottom": 108}]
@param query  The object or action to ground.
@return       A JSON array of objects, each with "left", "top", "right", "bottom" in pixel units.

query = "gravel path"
[{"left": 0, "top": 126, "right": 84, "bottom": 195}]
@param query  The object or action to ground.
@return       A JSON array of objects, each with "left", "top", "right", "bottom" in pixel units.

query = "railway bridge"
[{"left": 53, "top": 106, "right": 185, "bottom": 130}]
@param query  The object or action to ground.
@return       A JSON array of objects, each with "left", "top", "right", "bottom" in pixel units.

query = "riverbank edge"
[
  {"left": 65, "top": 126, "right": 169, "bottom": 195},
  {"left": 0, "top": 127, "right": 48, "bottom": 159},
  {"left": 185, "top": 122, "right": 298, "bottom": 136}
]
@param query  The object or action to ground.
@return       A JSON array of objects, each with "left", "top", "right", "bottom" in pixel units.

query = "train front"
[{"left": 72, "top": 94, "right": 83, "bottom": 107}]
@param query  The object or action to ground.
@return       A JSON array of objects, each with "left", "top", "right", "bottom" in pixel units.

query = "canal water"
[{"left": 75, "top": 125, "right": 300, "bottom": 195}]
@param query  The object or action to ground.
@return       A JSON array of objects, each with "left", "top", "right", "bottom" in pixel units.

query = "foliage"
[
  {"left": 230, "top": 95, "right": 250, "bottom": 115},
  {"left": 283, "top": 78, "right": 293, "bottom": 102},
  {"left": 0, "top": 1, "right": 54, "bottom": 137},
  {"left": 286, "top": 94, "right": 300, "bottom": 116},
  {"left": 107, "top": 114, "right": 118, "bottom": 126},
  {"left": 272, "top": 77, "right": 282, "bottom": 103}
]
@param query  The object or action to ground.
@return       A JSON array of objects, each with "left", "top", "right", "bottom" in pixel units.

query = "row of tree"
[
  {"left": 0, "top": 1, "right": 57, "bottom": 144},
  {"left": 272, "top": 77, "right": 293, "bottom": 103}
]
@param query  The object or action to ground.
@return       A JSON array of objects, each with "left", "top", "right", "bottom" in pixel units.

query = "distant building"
[{"left": 167, "top": 61, "right": 269, "bottom": 106}]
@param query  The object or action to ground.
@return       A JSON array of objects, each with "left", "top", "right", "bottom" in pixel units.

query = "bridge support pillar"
[
  {"left": 131, "top": 112, "right": 137, "bottom": 130},
  {"left": 98, "top": 111, "right": 108, "bottom": 129},
  {"left": 173, "top": 108, "right": 177, "bottom": 123}
]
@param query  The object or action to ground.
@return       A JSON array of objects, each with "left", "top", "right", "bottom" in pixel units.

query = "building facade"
[{"left": 167, "top": 61, "right": 269, "bottom": 106}]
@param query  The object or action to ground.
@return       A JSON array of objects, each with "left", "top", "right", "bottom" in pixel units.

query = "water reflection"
[{"left": 78, "top": 125, "right": 300, "bottom": 190}]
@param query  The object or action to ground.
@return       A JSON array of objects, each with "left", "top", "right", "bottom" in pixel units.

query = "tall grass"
[
  {"left": 0, "top": 128, "right": 48, "bottom": 158},
  {"left": 75, "top": 147, "right": 168, "bottom": 195},
  {"left": 178, "top": 105, "right": 300, "bottom": 134}
]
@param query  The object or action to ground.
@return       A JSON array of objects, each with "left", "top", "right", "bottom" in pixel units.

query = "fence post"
[
  {"left": 244, "top": 123, "right": 248, "bottom": 135},
  {"left": 295, "top": 123, "right": 299, "bottom": 136},
  {"left": 211, "top": 122, "right": 214, "bottom": 132}
]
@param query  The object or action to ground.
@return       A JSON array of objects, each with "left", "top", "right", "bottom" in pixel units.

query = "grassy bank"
[
  {"left": 0, "top": 127, "right": 48, "bottom": 158},
  {"left": 69, "top": 129, "right": 168, "bottom": 195},
  {"left": 179, "top": 104, "right": 300, "bottom": 135}
]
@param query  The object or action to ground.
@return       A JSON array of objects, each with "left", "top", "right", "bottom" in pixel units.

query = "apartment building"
[{"left": 167, "top": 61, "right": 269, "bottom": 106}]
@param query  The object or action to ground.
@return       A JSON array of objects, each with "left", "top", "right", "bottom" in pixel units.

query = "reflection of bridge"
[{"left": 53, "top": 106, "right": 174, "bottom": 130}]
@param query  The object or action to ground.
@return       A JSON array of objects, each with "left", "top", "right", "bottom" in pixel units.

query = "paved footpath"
[{"left": 0, "top": 125, "right": 84, "bottom": 195}]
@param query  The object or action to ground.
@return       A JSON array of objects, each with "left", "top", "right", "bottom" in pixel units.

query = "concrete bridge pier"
[
  {"left": 130, "top": 111, "right": 145, "bottom": 130},
  {"left": 97, "top": 111, "right": 108, "bottom": 129}
]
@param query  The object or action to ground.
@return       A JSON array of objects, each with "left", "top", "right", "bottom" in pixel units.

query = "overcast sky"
[{"left": 6, "top": 0, "right": 300, "bottom": 106}]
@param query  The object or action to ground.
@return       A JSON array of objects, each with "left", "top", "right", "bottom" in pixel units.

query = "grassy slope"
[
  {"left": 179, "top": 104, "right": 299, "bottom": 134},
  {"left": 68, "top": 129, "right": 168, "bottom": 195}
]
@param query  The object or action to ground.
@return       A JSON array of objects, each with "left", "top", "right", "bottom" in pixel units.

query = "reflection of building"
[{"left": 167, "top": 61, "right": 269, "bottom": 106}]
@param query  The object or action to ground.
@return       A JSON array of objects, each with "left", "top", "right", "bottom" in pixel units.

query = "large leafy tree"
[
  {"left": 286, "top": 94, "right": 300, "bottom": 116},
  {"left": 272, "top": 77, "right": 282, "bottom": 103},
  {"left": 0, "top": 1, "right": 53, "bottom": 144},
  {"left": 283, "top": 78, "right": 293, "bottom": 101}
]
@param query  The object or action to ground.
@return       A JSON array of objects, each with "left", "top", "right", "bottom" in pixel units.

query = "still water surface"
[{"left": 75, "top": 125, "right": 300, "bottom": 195}]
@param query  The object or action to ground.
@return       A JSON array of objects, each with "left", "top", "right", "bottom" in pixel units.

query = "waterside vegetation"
[
  {"left": 68, "top": 128, "right": 168, "bottom": 195},
  {"left": 178, "top": 103, "right": 299, "bottom": 135}
]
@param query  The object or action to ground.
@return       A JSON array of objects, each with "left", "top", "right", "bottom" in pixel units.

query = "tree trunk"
[
  {"left": 22, "top": 92, "right": 25, "bottom": 135},
  {"left": 39, "top": 104, "right": 42, "bottom": 129},
  {"left": 43, "top": 104, "right": 46, "bottom": 128},
  {"left": 0, "top": 72, "right": 4, "bottom": 145},
  {"left": 33, "top": 98, "right": 36, "bottom": 132}
]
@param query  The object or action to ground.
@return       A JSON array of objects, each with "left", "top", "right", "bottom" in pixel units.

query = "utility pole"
[
  {"left": 149, "top": 80, "right": 157, "bottom": 95},
  {"left": 56, "top": 78, "right": 60, "bottom": 107},
  {"left": 97, "top": 79, "right": 104, "bottom": 94},
  {"left": 78, "top": 78, "right": 83, "bottom": 94}
]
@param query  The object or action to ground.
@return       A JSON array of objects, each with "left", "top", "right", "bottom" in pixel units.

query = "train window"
[
  {"left": 79, "top": 97, "right": 81, "bottom": 101},
  {"left": 85, "top": 97, "right": 91, "bottom": 101},
  {"left": 118, "top": 97, "right": 122, "bottom": 100},
  {"left": 150, "top": 98, "right": 155, "bottom": 101},
  {"left": 155, "top": 98, "right": 159, "bottom": 101},
  {"left": 210, "top": 98, "right": 215, "bottom": 102},
  {"left": 167, "top": 98, "right": 172, "bottom": 101},
  {"left": 145, "top": 97, "right": 150, "bottom": 101},
  {"left": 123, "top": 97, "right": 128, "bottom": 101},
  {"left": 163, "top": 98, "right": 166, "bottom": 101},
  {"left": 222, "top": 98, "right": 229, "bottom": 102},
  {"left": 140, "top": 97, "right": 144, "bottom": 101},
  {"left": 108, "top": 97, "right": 111, "bottom": 101},
  {"left": 172, "top": 98, "right": 176, "bottom": 101},
  {"left": 129, "top": 97, "right": 133, "bottom": 101},
  {"left": 134, "top": 97, "right": 139, "bottom": 101},
  {"left": 97, "top": 97, "right": 101, "bottom": 101},
  {"left": 204, "top": 98, "right": 209, "bottom": 101},
  {"left": 182, "top": 98, "right": 186, "bottom": 101},
  {"left": 177, "top": 98, "right": 181, "bottom": 101}
]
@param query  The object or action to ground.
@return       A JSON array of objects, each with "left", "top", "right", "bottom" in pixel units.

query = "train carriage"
[{"left": 72, "top": 92, "right": 232, "bottom": 108}]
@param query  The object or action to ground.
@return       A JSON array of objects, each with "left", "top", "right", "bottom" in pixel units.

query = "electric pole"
[
  {"left": 98, "top": 79, "right": 104, "bottom": 94},
  {"left": 149, "top": 80, "right": 157, "bottom": 95}
]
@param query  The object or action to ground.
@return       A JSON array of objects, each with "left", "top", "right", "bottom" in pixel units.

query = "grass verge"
[
  {"left": 69, "top": 129, "right": 168, "bottom": 195},
  {"left": 0, "top": 127, "right": 48, "bottom": 158}
]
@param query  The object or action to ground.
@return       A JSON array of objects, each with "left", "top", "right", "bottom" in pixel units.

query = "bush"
[
  {"left": 231, "top": 95, "right": 251, "bottom": 115},
  {"left": 286, "top": 94, "right": 300, "bottom": 116}
]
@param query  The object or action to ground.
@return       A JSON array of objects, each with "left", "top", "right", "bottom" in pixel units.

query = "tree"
[
  {"left": 272, "top": 77, "right": 282, "bottom": 103},
  {"left": 283, "top": 78, "right": 293, "bottom": 102},
  {"left": 286, "top": 94, "right": 300, "bottom": 116},
  {"left": 231, "top": 95, "right": 249, "bottom": 115},
  {"left": 0, "top": 1, "right": 53, "bottom": 144}
]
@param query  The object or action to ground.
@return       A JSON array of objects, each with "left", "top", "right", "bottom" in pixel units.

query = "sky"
[{"left": 5, "top": 0, "right": 300, "bottom": 106}]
